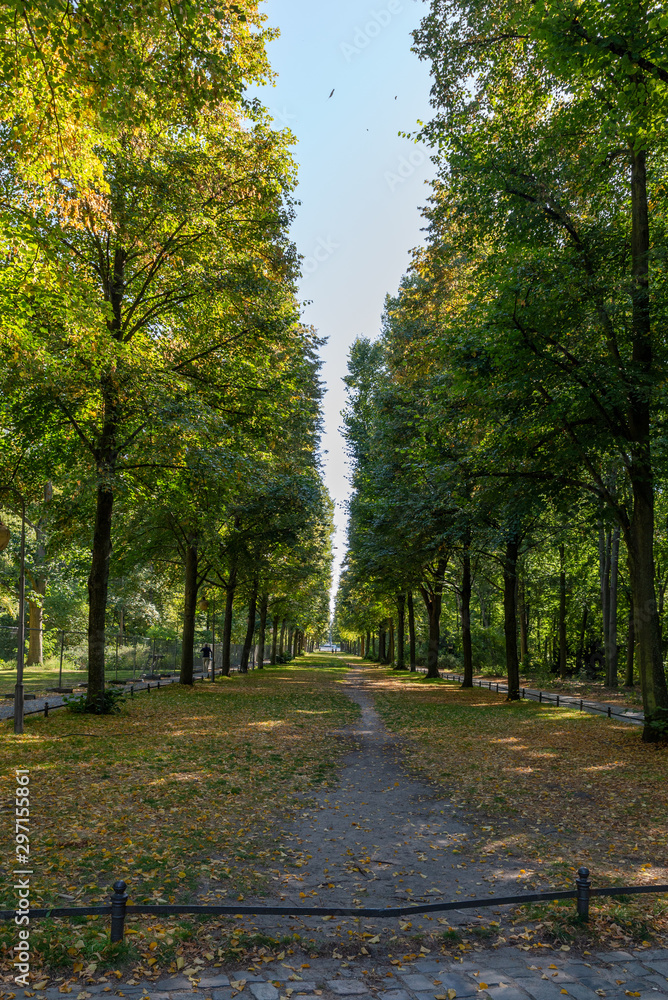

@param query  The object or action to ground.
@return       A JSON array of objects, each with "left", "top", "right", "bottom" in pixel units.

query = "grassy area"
[
  {"left": 0, "top": 662, "right": 147, "bottom": 697},
  {"left": 369, "top": 669, "right": 668, "bottom": 949},
  {"left": 0, "top": 651, "right": 165, "bottom": 698},
  {"left": 0, "top": 658, "right": 358, "bottom": 982}
]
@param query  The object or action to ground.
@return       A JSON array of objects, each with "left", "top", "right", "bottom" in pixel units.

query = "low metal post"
[
  {"left": 557, "top": 695, "right": 560, "bottom": 706},
  {"left": 157, "top": 680, "right": 160, "bottom": 690},
  {"left": 496, "top": 683, "right": 499, "bottom": 693},
  {"left": 580, "top": 699, "right": 583, "bottom": 710},
  {"left": 147, "top": 683, "right": 150, "bottom": 694},
  {"left": 59, "top": 631, "right": 65, "bottom": 688},
  {"left": 110, "top": 880, "right": 128, "bottom": 942},
  {"left": 44, "top": 701, "right": 49, "bottom": 718},
  {"left": 539, "top": 691, "right": 542, "bottom": 703},
  {"left": 522, "top": 688, "right": 525, "bottom": 698},
  {"left": 576, "top": 866, "right": 591, "bottom": 920},
  {"left": 607, "top": 706, "right": 611, "bottom": 717},
  {"left": 130, "top": 686, "right": 134, "bottom": 698}
]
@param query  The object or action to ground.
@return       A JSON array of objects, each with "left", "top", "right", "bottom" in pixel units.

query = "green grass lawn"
[
  {"left": 0, "top": 658, "right": 358, "bottom": 981},
  {"left": 0, "top": 652, "right": 167, "bottom": 698}
]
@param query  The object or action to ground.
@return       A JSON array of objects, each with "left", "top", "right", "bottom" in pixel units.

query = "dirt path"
[{"left": 245, "top": 668, "right": 525, "bottom": 940}]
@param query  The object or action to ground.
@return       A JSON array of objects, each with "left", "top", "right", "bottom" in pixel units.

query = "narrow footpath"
[{"left": 246, "top": 668, "right": 523, "bottom": 939}]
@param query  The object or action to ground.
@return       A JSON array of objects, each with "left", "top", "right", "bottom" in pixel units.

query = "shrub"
[{"left": 64, "top": 688, "right": 126, "bottom": 715}]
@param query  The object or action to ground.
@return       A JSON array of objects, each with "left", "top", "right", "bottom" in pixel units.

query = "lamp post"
[{"left": 0, "top": 491, "right": 26, "bottom": 734}]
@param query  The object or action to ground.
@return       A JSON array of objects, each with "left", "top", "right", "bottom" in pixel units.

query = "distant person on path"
[{"left": 201, "top": 643, "right": 212, "bottom": 676}]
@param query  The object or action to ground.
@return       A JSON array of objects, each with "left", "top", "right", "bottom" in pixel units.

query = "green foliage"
[{"left": 64, "top": 688, "right": 127, "bottom": 715}]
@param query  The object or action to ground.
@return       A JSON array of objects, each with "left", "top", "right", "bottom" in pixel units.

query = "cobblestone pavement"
[{"left": 16, "top": 946, "right": 668, "bottom": 1000}]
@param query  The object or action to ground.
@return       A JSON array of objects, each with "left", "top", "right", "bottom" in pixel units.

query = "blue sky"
[{"left": 257, "top": 0, "right": 434, "bottom": 598}]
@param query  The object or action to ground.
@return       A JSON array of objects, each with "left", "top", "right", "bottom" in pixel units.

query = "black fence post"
[
  {"left": 576, "top": 866, "right": 591, "bottom": 920},
  {"left": 110, "top": 880, "right": 128, "bottom": 942},
  {"left": 44, "top": 701, "right": 49, "bottom": 718}
]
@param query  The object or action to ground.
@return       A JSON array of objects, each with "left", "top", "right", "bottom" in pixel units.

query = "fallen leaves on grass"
[
  {"left": 370, "top": 671, "right": 668, "bottom": 947},
  {"left": 0, "top": 665, "right": 359, "bottom": 981}
]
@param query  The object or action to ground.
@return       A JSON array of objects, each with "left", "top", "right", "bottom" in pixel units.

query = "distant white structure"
[{"left": 319, "top": 643, "right": 340, "bottom": 652}]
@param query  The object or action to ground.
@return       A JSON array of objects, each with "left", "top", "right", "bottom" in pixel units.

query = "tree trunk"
[
  {"left": 626, "top": 146, "right": 668, "bottom": 738},
  {"left": 504, "top": 537, "right": 520, "bottom": 700},
  {"left": 559, "top": 543, "right": 567, "bottom": 678},
  {"left": 271, "top": 615, "right": 279, "bottom": 664},
  {"left": 28, "top": 484, "right": 52, "bottom": 665},
  {"left": 27, "top": 584, "right": 45, "bottom": 666},
  {"left": 388, "top": 619, "right": 395, "bottom": 664},
  {"left": 221, "top": 562, "right": 237, "bottom": 677},
  {"left": 87, "top": 482, "right": 114, "bottom": 701},
  {"left": 518, "top": 569, "right": 528, "bottom": 666},
  {"left": 257, "top": 593, "right": 268, "bottom": 669},
  {"left": 240, "top": 579, "right": 258, "bottom": 674},
  {"left": 279, "top": 619, "right": 286, "bottom": 657},
  {"left": 424, "top": 590, "right": 443, "bottom": 678},
  {"left": 626, "top": 491, "right": 668, "bottom": 735},
  {"left": 395, "top": 593, "right": 406, "bottom": 669},
  {"left": 599, "top": 525, "right": 611, "bottom": 678},
  {"left": 408, "top": 590, "right": 416, "bottom": 672},
  {"left": 577, "top": 605, "right": 588, "bottom": 671},
  {"left": 625, "top": 595, "right": 635, "bottom": 686},
  {"left": 180, "top": 541, "right": 198, "bottom": 685},
  {"left": 461, "top": 546, "right": 473, "bottom": 688},
  {"left": 421, "top": 573, "right": 445, "bottom": 679},
  {"left": 607, "top": 527, "right": 620, "bottom": 686},
  {"left": 378, "top": 626, "right": 385, "bottom": 663},
  {"left": 287, "top": 626, "right": 293, "bottom": 659}
]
